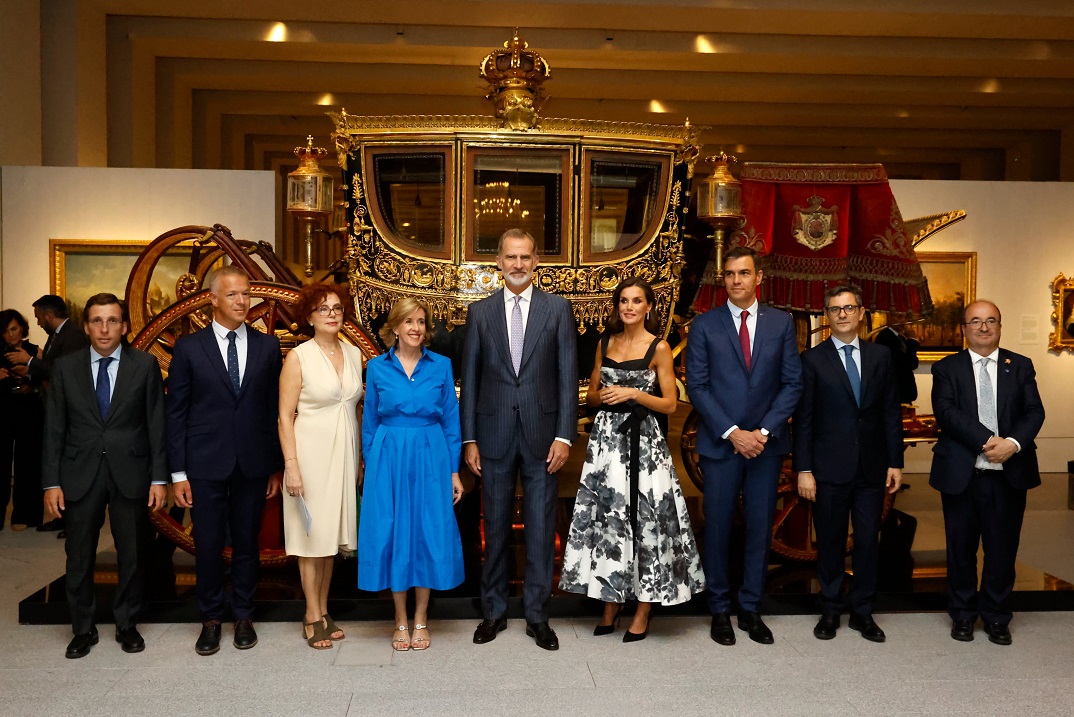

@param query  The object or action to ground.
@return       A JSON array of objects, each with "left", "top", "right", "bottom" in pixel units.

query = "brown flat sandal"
[
  {"left": 411, "top": 623, "right": 430, "bottom": 651},
  {"left": 323, "top": 614, "right": 344, "bottom": 640},
  {"left": 304, "top": 619, "right": 332, "bottom": 650},
  {"left": 392, "top": 624, "right": 411, "bottom": 651}
]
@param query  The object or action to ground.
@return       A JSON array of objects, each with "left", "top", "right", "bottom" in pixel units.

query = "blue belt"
[{"left": 379, "top": 416, "right": 437, "bottom": 428}]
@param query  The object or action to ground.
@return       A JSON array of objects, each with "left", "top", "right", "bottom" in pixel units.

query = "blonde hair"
[{"left": 379, "top": 297, "right": 432, "bottom": 347}]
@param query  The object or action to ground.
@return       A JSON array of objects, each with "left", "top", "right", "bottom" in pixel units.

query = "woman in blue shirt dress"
[{"left": 359, "top": 297, "right": 464, "bottom": 651}]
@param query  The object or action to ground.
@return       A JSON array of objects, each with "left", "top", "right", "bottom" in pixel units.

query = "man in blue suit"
[
  {"left": 686, "top": 245, "right": 802, "bottom": 645},
  {"left": 461, "top": 228, "right": 577, "bottom": 651},
  {"left": 167, "top": 266, "right": 282, "bottom": 656}
]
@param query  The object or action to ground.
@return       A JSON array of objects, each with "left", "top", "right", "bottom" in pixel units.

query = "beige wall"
[
  {"left": 0, "top": 166, "right": 275, "bottom": 346},
  {"left": 891, "top": 179, "right": 1074, "bottom": 474}
]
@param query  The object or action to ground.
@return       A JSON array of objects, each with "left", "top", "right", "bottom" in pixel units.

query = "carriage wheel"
[
  {"left": 678, "top": 408, "right": 896, "bottom": 563},
  {"left": 132, "top": 282, "right": 381, "bottom": 566}
]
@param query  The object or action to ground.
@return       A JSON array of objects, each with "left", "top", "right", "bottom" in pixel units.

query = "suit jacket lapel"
[
  {"left": 996, "top": 349, "right": 1012, "bottom": 425},
  {"left": 718, "top": 304, "right": 748, "bottom": 373},
  {"left": 519, "top": 288, "right": 549, "bottom": 373},
  {"left": 487, "top": 289, "right": 514, "bottom": 372},
  {"left": 240, "top": 327, "right": 262, "bottom": 398},
  {"left": 859, "top": 341, "right": 875, "bottom": 404},
  {"left": 957, "top": 351, "right": 980, "bottom": 423},
  {"left": 198, "top": 327, "right": 236, "bottom": 397},
  {"left": 749, "top": 304, "right": 773, "bottom": 374},
  {"left": 104, "top": 346, "right": 137, "bottom": 422},
  {"left": 72, "top": 348, "right": 103, "bottom": 423},
  {"left": 823, "top": 339, "right": 857, "bottom": 404}
]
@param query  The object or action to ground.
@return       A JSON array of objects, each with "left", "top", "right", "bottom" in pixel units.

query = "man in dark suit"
[
  {"left": 167, "top": 266, "right": 282, "bottom": 656},
  {"left": 794, "top": 285, "right": 903, "bottom": 642},
  {"left": 461, "top": 228, "right": 577, "bottom": 651},
  {"left": 5, "top": 294, "right": 90, "bottom": 386},
  {"left": 685, "top": 245, "right": 802, "bottom": 646},
  {"left": 41, "top": 293, "right": 168, "bottom": 658},
  {"left": 6, "top": 294, "right": 91, "bottom": 534},
  {"left": 930, "top": 300, "right": 1044, "bottom": 645}
]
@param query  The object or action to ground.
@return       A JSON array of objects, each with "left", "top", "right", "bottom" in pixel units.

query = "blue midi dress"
[{"left": 358, "top": 347, "right": 464, "bottom": 592}]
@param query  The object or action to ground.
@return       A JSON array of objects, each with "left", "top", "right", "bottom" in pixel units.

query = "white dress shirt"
[
  {"left": 503, "top": 284, "right": 533, "bottom": 350},
  {"left": 830, "top": 335, "right": 862, "bottom": 379},
  {"left": 968, "top": 347, "right": 1020, "bottom": 470}
]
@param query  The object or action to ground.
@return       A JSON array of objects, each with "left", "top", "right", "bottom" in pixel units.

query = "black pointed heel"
[
  {"left": 622, "top": 608, "right": 654, "bottom": 643},
  {"left": 594, "top": 603, "right": 624, "bottom": 636}
]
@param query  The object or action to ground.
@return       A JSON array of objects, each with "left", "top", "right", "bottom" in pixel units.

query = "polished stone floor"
[{"left": 4, "top": 473, "right": 1074, "bottom": 716}]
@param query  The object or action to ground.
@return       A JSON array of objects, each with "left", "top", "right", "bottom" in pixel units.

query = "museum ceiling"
[{"left": 36, "top": 0, "right": 1074, "bottom": 181}]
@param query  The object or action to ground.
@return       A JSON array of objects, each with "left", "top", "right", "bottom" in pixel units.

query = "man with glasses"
[
  {"left": 41, "top": 293, "right": 168, "bottom": 657},
  {"left": 794, "top": 285, "right": 903, "bottom": 642},
  {"left": 929, "top": 300, "right": 1044, "bottom": 645}
]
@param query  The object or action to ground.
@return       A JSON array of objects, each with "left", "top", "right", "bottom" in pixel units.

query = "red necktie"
[{"left": 739, "top": 309, "right": 751, "bottom": 370}]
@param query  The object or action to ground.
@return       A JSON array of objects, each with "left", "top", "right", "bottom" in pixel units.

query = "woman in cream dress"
[{"left": 279, "top": 283, "right": 363, "bottom": 649}]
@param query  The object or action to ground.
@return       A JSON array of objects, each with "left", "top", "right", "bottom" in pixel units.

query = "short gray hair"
[
  {"left": 208, "top": 265, "right": 251, "bottom": 293},
  {"left": 496, "top": 228, "right": 537, "bottom": 255}
]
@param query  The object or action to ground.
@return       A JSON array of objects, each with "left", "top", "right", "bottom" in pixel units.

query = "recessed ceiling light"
[{"left": 266, "top": 22, "right": 287, "bottom": 42}]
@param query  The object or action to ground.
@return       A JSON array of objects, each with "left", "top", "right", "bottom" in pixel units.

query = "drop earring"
[{"left": 646, "top": 311, "right": 650, "bottom": 321}]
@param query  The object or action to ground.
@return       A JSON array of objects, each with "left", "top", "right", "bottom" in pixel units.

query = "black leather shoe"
[
  {"left": 813, "top": 614, "right": 840, "bottom": 640},
  {"left": 525, "top": 621, "right": 560, "bottom": 651},
  {"left": 710, "top": 612, "right": 736, "bottom": 646},
  {"left": 115, "top": 626, "right": 145, "bottom": 653},
  {"left": 195, "top": 620, "right": 222, "bottom": 656},
  {"left": 472, "top": 617, "right": 508, "bottom": 644},
  {"left": 66, "top": 627, "right": 99, "bottom": 659},
  {"left": 984, "top": 622, "right": 1012, "bottom": 646},
  {"left": 233, "top": 619, "right": 258, "bottom": 649},
  {"left": 848, "top": 613, "right": 886, "bottom": 643},
  {"left": 737, "top": 611, "right": 774, "bottom": 644},
  {"left": 37, "top": 518, "right": 64, "bottom": 532},
  {"left": 950, "top": 619, "right": 975, "bottom": 642}
]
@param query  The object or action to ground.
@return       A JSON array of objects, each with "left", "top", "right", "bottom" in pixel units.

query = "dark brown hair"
[
  {"left": 82, "top": 293, "right": 124, "bottom": 321},
  {"left": 824, "top": 284, "right": 863, "bottom": 308},
  {"left": 0, "top": 309, "right": 30, "bottom": 340},
  {"left": 723, "top": 245, "right": 763, "bottom": 271},
  {"left": 294, "top": 283, "right": 354, "bottom": 336},
  {"left": 605, "top": 277, "right": 659, "bottom": 335}
]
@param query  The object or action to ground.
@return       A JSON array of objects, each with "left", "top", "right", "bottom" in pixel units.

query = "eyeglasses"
[
  {"left": 87, "top": 317, "right": 123, "bottom": 327},
  {"left": 964, "top": 318, "right": 999, "bottom": 328},
  {"left": 315, "top": 305, "right": 344, "bottom": 317},
  {"left": 825, "top": 305, "right": 861, "bottom": 316}
]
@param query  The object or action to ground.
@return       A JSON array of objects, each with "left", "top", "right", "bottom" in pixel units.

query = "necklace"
[{"left": 314, "top": 340, "right": 337, "bottom": 356}]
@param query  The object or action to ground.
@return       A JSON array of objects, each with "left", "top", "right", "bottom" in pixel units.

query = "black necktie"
[
  {"left": 96, "top": 356, "right": 113, "bottom": 419},
  {"left": 226, "top": 331, "right": 241, "bottom": 393}
]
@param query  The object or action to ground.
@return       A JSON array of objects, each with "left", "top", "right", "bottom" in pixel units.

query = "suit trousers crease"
[
  {"left": 941, "top": 470, "right": 1026, "bottom": 625},
  {"left": 64, "top": 462, "right": 148, "bottom": 634},
  {"left": 189, "top": 467, "right": 268, "bottom": 621},
  {"left": 479, "top": 416, "right": 558, "bottom": 624},
  {"left": 699, "top": 453, "right": 782, "bottom": 614},
  {"left": 813, "top": 470, "right": 884, "bottom": 617}
]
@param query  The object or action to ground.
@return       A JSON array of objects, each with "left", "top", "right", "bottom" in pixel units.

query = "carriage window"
[
  {"left": 587, "top": 157, "right": 663, "bottom": 255},
  {"left": 469, "top": 152, "right": 566, "bottom": 258},
  {"left": 372, "top": 153, "right": 447, "bottom": 253}
]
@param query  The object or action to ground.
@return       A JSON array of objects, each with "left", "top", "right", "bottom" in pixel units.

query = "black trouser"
[
  {"left": 64, "top": 462, "right": 149, "bottom": 634},
  {"left": 0, "top": 395, "right": 43, "bottom": 527},
  {"left": 941, "top": 469, "right": 1026, "bottom": 626},
  {"left": 813, "top": 468, "right": 885, "bottom": 617}
]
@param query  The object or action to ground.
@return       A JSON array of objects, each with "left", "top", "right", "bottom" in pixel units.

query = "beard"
[{"left": 503, "top": 271, "right": 533, "bottom": 290}]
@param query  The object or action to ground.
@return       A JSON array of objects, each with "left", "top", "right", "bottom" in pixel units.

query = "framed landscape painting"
[{"left": 900, "top": 251, "right": 977, "bottom": 362}]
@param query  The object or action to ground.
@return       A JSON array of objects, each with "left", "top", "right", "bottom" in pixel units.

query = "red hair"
[{"left": 293, "top": 283, "right": 353, "bottom": 335}]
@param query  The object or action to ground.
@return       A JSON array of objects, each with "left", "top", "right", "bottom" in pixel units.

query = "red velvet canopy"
[{"left": 693, "top": 163, "right": 932, "bottom": 315}]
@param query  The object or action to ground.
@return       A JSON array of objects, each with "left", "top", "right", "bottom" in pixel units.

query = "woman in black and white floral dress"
[{"left": 559, "top": 277, "right": 704, "bottom": 641}]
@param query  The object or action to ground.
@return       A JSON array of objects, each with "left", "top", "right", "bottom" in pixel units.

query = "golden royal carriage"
[{"left": 124, "top": 32, "right": 955, "bottom": 569}]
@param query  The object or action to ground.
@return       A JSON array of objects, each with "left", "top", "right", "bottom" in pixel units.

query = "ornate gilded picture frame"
[
  {"left": 901, "top": 251, "right": 977, "bottom": 362},
  {"left": 49, "top": 239, "right": 199, "bottom": 326},
  {"left": 1049, "top": 273, "right": 1074, "bottom": 353}
]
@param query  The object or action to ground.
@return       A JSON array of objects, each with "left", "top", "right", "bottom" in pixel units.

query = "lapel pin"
[{"left": 1004, "top": 358, "right": 1011, "bottom": 364}]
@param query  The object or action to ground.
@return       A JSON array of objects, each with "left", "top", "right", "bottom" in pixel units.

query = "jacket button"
[{"left": 513, "top": 405, "right": 519, "bottom": 411}]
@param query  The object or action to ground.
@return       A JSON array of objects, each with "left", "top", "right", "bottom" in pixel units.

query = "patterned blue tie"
[
  {"left": 96, "top": 356, "right": 113, "bottom": 420},
  {"left": 226, "top": 330, "right": 241, "bottom": 393},
  {"left": 842, "top": 344, "right": 861, "bottom": 406},
  {"left": 510, "top": 295, "right": 524, "bottom": 375}
]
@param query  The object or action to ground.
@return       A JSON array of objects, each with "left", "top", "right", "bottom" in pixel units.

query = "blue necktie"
[
  {"left": 96, "top": 356, "right": 113, "bottom": 420},
  {"left": 226, "top": 330, "right": 241, "bottom": 393},
  {"left": 842, "top": 344, "right": 861, "bottom": 406}
]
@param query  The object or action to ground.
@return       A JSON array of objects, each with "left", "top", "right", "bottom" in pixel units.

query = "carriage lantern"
[
  {"left": 695, "top": 152, "right": 743, "bottom": 273},
  {"left": 287, "top": 136, "right": 335, "bottom": 277}
]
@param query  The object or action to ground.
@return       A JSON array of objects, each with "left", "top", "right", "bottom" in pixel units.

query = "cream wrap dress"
[{"left": 283, "top": 339, "right": 362, "bottom": 557}]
